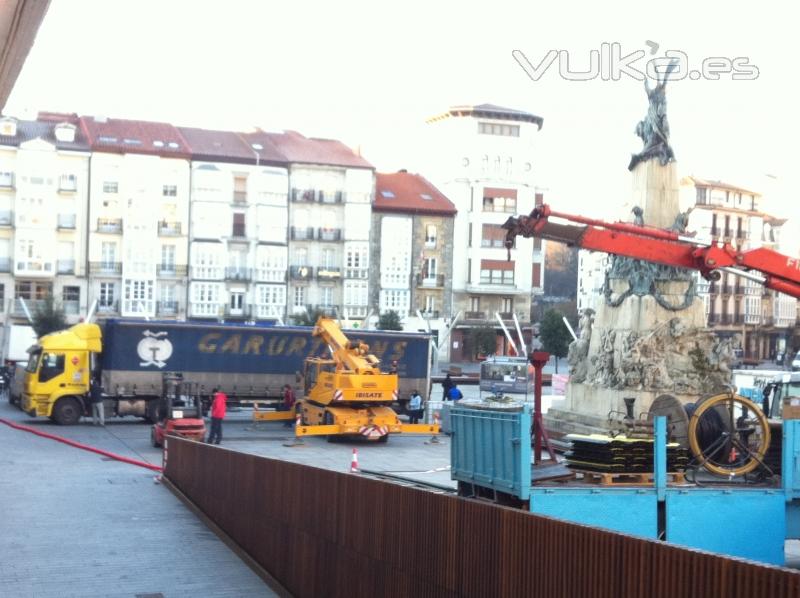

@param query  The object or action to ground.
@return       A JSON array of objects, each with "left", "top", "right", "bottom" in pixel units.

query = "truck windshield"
[{"left": 25, "top": 351, "right": 41, "bottom": 374}]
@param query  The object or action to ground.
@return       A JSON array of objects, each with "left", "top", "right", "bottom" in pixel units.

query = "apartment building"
[
  {"left": 370, "top": 171, "right": 456, "bottom": 352},
  {"left": 80, "top": 116, "right": 191, "bottom": 320},
  {"left": 242, "top": 130, "right": 374, "bottom": 322},
  {"left": 179, "top": 127, "right": 289, "bottom": 322},
  {"left": 682, "top": 176, "right": 797, "bottom": 359},
  {"left": 0, "top": 114, "right": 90, "bottom": 326},
  {"left": 424, "top": 104, "right": 545, "bottom": 360}
]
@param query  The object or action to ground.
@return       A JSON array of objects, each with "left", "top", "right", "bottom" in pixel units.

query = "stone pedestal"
[{"left": 622, "top": 161, "right": 680, "bottom": 228}]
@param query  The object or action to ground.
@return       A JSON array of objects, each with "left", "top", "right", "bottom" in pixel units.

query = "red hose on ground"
[{"left": 0, "top": 417, "right": 162, "bottom": 472}]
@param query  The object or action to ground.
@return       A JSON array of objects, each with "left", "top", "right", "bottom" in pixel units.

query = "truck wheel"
[
  {"left": 53, "top": 397, "right": 82, "bottom": 425},
  {"left": 377, "top": 434, "right": 389, "bottom": 443}
]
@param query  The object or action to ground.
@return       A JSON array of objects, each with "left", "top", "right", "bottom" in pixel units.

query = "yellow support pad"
[
  {"left": 398, "top": 424, "right": 440, "bottom": 435},
  {"left": 252, "top": 411, "right": 294, "bottom": 422},
  {"left": 295, "top": 424, "right": 341, "bottom": 437}
]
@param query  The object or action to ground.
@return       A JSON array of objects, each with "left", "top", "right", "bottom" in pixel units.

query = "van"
[{"left": 792, "top": 352, "right": 800, "bottom": 372}]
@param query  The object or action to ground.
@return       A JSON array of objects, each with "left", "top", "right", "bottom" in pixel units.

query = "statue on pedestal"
[{"left": 628, "top": 61, "right": 678, "bottom": 171}]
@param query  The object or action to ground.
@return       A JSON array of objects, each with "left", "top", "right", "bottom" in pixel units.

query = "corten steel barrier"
[{"left": 165, "top": 437, "right": 800, "bottom": 598}]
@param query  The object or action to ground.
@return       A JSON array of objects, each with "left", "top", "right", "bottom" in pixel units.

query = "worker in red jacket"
[{"left": 206, "top": 387, "right": 227, "bottom": 445}]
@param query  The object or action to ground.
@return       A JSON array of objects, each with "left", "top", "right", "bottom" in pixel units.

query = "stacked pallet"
[{"left": 564, "top": 433, "right": 689, "bottom": 474}]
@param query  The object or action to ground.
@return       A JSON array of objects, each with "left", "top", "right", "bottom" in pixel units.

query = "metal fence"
[{"left": 165, "top": 437, "right": 800, "bottom": 598}]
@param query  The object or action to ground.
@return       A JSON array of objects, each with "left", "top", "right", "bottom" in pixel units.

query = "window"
[
  {"left": 478, "top": 122, "right": 520, "bottom": 137},
  {"left": 423, "top": 257, "right": 438, "bottom": 280},
  {"left": 0, "top": 284, "right": 4, "bottom": 312},
  {"left": 320, "top": 287, "right": 333, "bottom": 307},
  {"left": 233, "top": 175, "right": 248, "bottom": 203},
  {"left": 379, "top": 289, "right": 410, "bottom": 314},
  {"left": 258, "top": 284, "right": 286, "bottom": 306},
  {"left": 482, "top": 224, "right": 509, "bottom": 248},
  {"left": 425, "top": 295, "right": 436, "bottom": 314},
  {"left": 38, "top": 353, "right": 65, "bottom": 383},
  {"left": 162, "top": 184, "right": 177, "bottom": 197},
  {"left": 160, "top": 284, "right": 175, "bottom": 303},
  {"left": 501, "top": 297, "right": 513, "bottom": 313},
  {"left": 294, "top": 248, "right": 308, "bottom": 266},
  {"left": 99, "top": 282, "right": 115, "bottom": 307},
  {"left": 0, "top": 171, "right": 13, "bottom": 187},
  {"left": 293, "top": 285, "right": 306, "bottom": 307},
  {"left": 230, "top": 292, "right": 245, "bottom": 311},
  {"left": 695, "top": 187, "right": 707, "bottom": 204},
  {"left": 321, "top": 248, "right": 335, "bottom": 269},
  {"left": 101, "top": 242, "right": 116, "bottom": 267},
  {"left": 425, "top": 224, "right": 437, "bottom": 248},
  {"left": 343, "top": 280, "right": 368, "bottom": 307},
  {"left": 380, "top": 190, "right": 395, "bottom": 198},
  {"left": 482, "top": 195, "right": 517, "bottom": 213},
  {"left": 232, "top": 212, "right": 246, "bottom": 237},
  {"left": 480, "top": 260, "right": 515, "bottom": 285},
  {"left": 62, "top": 286, "right": 80, "bottom": 302},
  {"left": 59, "top": 174, "right": 77, "bottom": 190},
  {"left": 470, "top": 296, "right": 480, "bottom": 311},
  {"left": 103, "top": 181, "right": 118, "bottom": 194},
  {"left": 161, "top": 245, "right": 176, "bottom": 271}
]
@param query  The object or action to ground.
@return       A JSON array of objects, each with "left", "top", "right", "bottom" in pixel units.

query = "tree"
[
  {"left": 468, "top": 323, "right": 497, "bottom": 359},
  {"left": 539, "top": 309, "right": 571, "bottom": 373},
  {"left": 377, "top": 310, "right": 403, "bottom": 331},
  {"left": 291, "top": 307, "right": 330, "bottom": 326},
  {"left": 31, "top": 295, "right": 67, "bottom": 338}
]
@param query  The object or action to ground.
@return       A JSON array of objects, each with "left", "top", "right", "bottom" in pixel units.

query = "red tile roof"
[
  {"left": 374, "top": 171, "right": 456, "bottom": 216},
  {"left": 682, "top": 176, "right": 761, "bottom": 196},
  {"left": 257, "top": 129, "right": 373, "bottom": 169},
  {"left": 79, "top": 116, "right": 191, "bottom": 158},
  {"left": 178, "top": 127, "right": 286, "bottom": 165}
]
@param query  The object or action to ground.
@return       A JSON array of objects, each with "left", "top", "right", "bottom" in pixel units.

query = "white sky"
[{"left": 6, "top": 0, "right": 799, "bottom": 246}]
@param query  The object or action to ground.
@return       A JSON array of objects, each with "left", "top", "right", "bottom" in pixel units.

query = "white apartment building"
[
  {"left": 81, "top": 117, "right": 190, "bottom": 320},
  {"left": 180, "top": 127, "right": 289, "bottom": 322},
  {"left": 424, "top": 104, "right": 545, "bottom": 360},
  {"left": 0, "top": 115, "right": 90, "bottom": 328}
]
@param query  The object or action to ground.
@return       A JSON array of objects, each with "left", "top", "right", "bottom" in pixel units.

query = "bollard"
[
  {"left": 425, "top": 411, "right": 442, "bottom": 445},
  {"left": 350, "top": 447, "right": 359, "bottom": 473}
]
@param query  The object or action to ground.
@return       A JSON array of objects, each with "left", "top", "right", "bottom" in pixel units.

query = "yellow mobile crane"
[{"left": 269, "top": 317, "right": 439, "bottom": 441}]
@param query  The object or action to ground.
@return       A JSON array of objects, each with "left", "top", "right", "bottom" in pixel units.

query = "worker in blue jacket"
[{"left": 446, "top": 384, "right": 463, "bottom": 401}]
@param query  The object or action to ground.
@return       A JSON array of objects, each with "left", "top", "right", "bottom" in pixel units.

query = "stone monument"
[{"left": 545, "top": 65, "right": 734, "bottom": 436}]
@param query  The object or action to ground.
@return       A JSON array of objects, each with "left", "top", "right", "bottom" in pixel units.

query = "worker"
[
  {"left": 90, "top": 377, "right": 105, "bottom": 426},
  {"left": 206, "top": 387, "right": 227, "bottom": 444},
  {"left": 282, "top": 384, "right": 296, "bottom": 427},
  {"left": 442, "top": 373, "right": 454, "bottom": 401},
  {"left": 408, "top": 390, "right": 423, "bottom": 424},
  {"left": 446, "top": 384, "right": 463, "bottom": 401}
]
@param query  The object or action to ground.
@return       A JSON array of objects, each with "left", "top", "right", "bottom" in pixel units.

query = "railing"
[
  {"left": 156, "top": 264, "right": 188, "bottom": 277},
  {"left": 318, "top": 190, "right": 344, "bottom": 204},
  {"left": 290, "top": 188, "right": 316, "bottom": 202},
  {"left": 317, "top": 267, "right": 342, "bottom": 280},
  {"left": 97, "top": 218, "right": 122, "bottom": 233},
  {"left": 231, "top": 224, "right": 246, "bottom": 238},
  {"left": 224, "top": 304, "right": 251, "bottom": 318},
  {"left": 232, "top": 190, "right": 247, "bottom": 204},
  {"left": 225, "top": 267, "right": 252, "bottom": 281},
  {"left": 0, "top": 210, "right": 13, "bottom": 226},
  {"left": 722, "top": 285, "right": 733, "bottom": 295},
  {"left": 56, "top": 259, "right": 75, "bottom": 274},
  {"left": 57, "top": 213, "right": 76, "bottom": 229},
  {"left": 416, "top": 273, "right": 445, "bottom": 287},
  {"left": 254, "top": 269, "right": 287, "bottom": 283},
  {"left": 465, "top": 310, "right": 486, "bottom": 320},
  {"left": 96, "top": 300, "right": 119, "bottom": 314},
  {"left": 157, "top": 300, "right": 180, "bottom": 316},
  {"left": 0, "top": 257, "right": 9, "bottom": 272},
  {"left": 317, "top": 228, "right": 342, "bottom": 242},
  {"left": 90, "top": 261, "right": 122, "bottom": 275},
  {"left": 158, "top": 221, "right": 182, "bottom": 236},
  {"left": 498, "top": 311, "right": 514, "bottom": 320},
  {"left": 420, "top": 310, "right": 440, "bottom": 319},
  {"left": 289, "top": 265, "right": 313, "bottom": 280},
  {"left": 344, "top": 267, "right": 369, "bottom": 279},
  {"left": 290, "top": 226, "right": 315, "bottom": 241}
]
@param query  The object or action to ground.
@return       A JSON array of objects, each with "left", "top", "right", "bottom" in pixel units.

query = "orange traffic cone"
[{"left": 350, "top": 448, "right": 359, "bottom": 473}]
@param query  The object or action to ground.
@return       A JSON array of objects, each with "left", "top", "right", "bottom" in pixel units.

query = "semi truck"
[{"left": 21, "top": 319, "right": 432, "bottom": 425}]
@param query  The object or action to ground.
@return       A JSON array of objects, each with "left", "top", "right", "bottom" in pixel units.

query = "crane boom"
[
  {"left": 503, "top": 204, "right": 800, "bottom": 300},
  {"left": 312, "top": 317, "right": 382, "bottom": 373}
]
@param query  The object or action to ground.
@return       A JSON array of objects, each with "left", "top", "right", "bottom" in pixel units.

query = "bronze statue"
[{"left": 628, "top": 61, "right": 678, "bottom": 171}]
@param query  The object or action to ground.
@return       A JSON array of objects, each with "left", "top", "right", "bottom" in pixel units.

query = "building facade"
[
  {"left": 371, "top": 171, "right": 457, "bottom": 357},
  {"left": 0, "top": 114, "right": 90, "bottom": 329},
  {"left": 682, "top": 176, "right": 797, "bottom": 360},
  {"left": 424, "top": 104, "right": 545, "bottom": 360}
]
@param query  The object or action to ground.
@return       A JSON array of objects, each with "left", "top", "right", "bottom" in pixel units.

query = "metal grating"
[{"left": 165, "top": 437, "right": 800, "bottom": 598}]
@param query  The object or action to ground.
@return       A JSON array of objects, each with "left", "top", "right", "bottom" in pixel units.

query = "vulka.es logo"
[{"left": 512, "top": 42, "right": 759, "bottom": 82}]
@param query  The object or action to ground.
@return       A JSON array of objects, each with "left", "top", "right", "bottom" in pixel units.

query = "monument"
[{"left": 545, "top": 65, "right": 735, "bottom": 436}]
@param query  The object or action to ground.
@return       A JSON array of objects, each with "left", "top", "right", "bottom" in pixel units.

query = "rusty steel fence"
[{"left": 165, "top": 437, "right": 800, "bottom": 598}]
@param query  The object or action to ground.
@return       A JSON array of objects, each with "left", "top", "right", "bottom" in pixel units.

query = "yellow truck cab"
[{"left": 21, "top": 323, "right": 102, "bottom": 424}]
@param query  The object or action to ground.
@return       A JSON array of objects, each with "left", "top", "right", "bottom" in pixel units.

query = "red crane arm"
[{"left": 503, "top": 204, "right": 800, "bottom": 300}]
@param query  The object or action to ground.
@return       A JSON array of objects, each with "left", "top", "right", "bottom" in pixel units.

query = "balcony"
[
  {"left": 97, "top": 218, "right": 122, "bottom": 233},
  {"left": 289, "top": 265, "right": 313, "bottom": 281},
  {"left": 318, "top": 190, "right": 344, "bottom": 204},
  {"left": 0, "top": 210, "right": 13, "bottom": 226},
  {"left": 58, "top": 176, "right": 77, "bottom": 192},
  {"left": 498, "top": 311, "right": 515, "bottom": 320},
  {"left": 158, "top": 221, "right": 182, "bottom": 236},
  {"left": 225, "top": 267, "right": 252, "bottom": 282},
  {"left": 722, "top": 285, "right": 733, "bottom": 295},
  {"left": 0, "top": 257, "right": 10, "bottom": 272},
  {"left": 96, "top": 300, "right": 119, "bottom": 314},
  {"left": 344, "top": 267, "right": 369, "bottom": 279},
  {"left": 317, "top": 228, "right": 342, "bottom": 242},
  {"left": 231, "top": 224, "right": 246, "bottom": 238},
  {"left": 15, "top": 260, "right": 53, "bottom": 275},
  {"left": 313, "top": 304, "right": 338, "bottom": 317},
  {"left": 224, "top": 304, "right": 252, "bottom": 318},
  {"left": 157, "top": 300, "right": 180, "bottom": 316},
  {"left": 317, "top": 267, "right": 342, "bottom": 280},
  {"left": 291, "top": 188, "right": 316, "bottom": 203},
  {"left": 465, "top": 310, "right": 486, "bottom": 320},
  {"left": 290, "top": 226, "right": 315, "bottom": 241},
  {"left": 56, "top": 259, "right": 75, "bottom": 274},
  {"left": 90, "top": 261, "right": 122, "bottom": 275},
  {"left": 57, "top": 213, "right": 77, "bottom": 229},
  {"left": 156, "top": 264, "right": 188, "bottom": 277},
  {"left": 416, "top": 273, "right": 445, "bottom": 288},
  {"left": 232, "top": 190, "right": 248, "bottom": 204}
]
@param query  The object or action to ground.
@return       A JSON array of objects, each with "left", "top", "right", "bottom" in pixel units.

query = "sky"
[{"left": 6, "top": 0, "right": 799, "bottom": 245}]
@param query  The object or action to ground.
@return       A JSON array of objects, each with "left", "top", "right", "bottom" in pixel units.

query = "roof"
[
  {"left": 683, "top": 176, "right": 761, "bottom": 196},
  {"left": 0, "top": 117, "right": 90, "bottom": 151},
  {"left": 254, "top": 129, "right": 373, "bottom": 169},
  {"left": 178, "top": 126, "right": 286, "bottom": 166},
  {"left": 373, "top": 171, "right": 456, "bottom": 216},
  {"left": 79, "top": 115, "right": 191, "bottom": 158},
  {"left": 427, "top": 103, "right": 544, "bottom": 129},
  {"left": 692, "top": 204, "right": 786, "bottom": 223}
]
